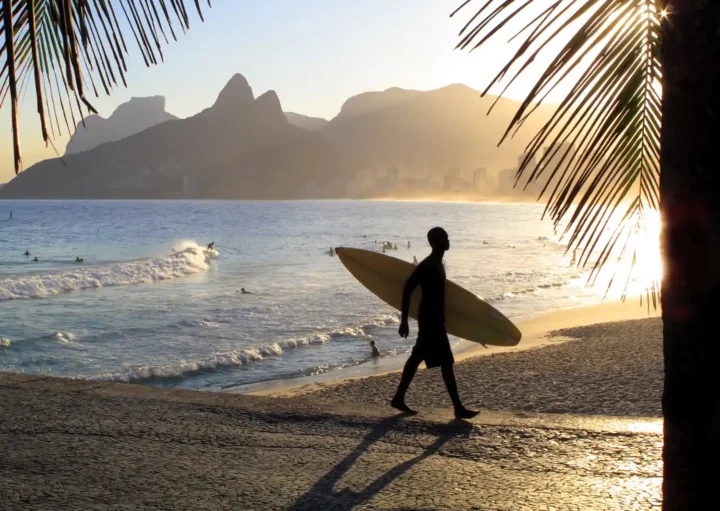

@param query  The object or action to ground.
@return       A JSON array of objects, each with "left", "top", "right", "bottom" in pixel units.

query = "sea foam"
[
  {"left": 0, "top": 244, "right": 209, "bottom": 301},
  {"left": 96, "top": 323, "right": 381, "bottom": 384}
]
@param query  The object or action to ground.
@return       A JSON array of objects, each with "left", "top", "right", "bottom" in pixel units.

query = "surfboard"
[
  {"left": 204, "top": 248, "right": 220, "bottom": 259},
  {"left": 335, "top": 247, "right": 522, "bottom": 347}
]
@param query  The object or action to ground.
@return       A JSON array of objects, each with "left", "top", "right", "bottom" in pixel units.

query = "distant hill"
[
  {"left": 323, "top": 84, "right": 554, "bottom": 173},
  {"left": 65, "top": 96, "right": 178, "bottom": 155},
  {"left": 0, "top": 76, "right": 556, "bottom": 200},
  {"left": 284, "top": 112, "right": 328, "bottom": 131},
  {"left": 1, "top": 74, "right": 342, "bottom": 199}
]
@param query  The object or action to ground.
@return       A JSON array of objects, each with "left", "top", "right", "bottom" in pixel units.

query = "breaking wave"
[
  {"left": 0, "top": 244, "right": 209, "bottom": 301},
  {"left": 0, "top": 337, "right": 11, "bottom": 349},
  {"left": 96, "top": 320, "right": 384, "bottom": 384},
  {"left": 97, "top": 334, "right": 330, "bottom": 383},
  {"left": 486, "top": 280, "right": 570, "bottom": 303}
]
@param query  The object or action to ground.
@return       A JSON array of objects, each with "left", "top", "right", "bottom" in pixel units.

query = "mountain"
[
  {"left": 323, "top": 84, "right": 555, "bottom": 173},
  {"left": 65, "top": 96, "right": 178, "bottom": 155},
  {"left": 0, "top": 76, "right": 557, "bottom": 200},
  {"left": 284, "top": 112, "right": 329, "bottom": 131},
  {"left": 1, "top": 74, "right": 342, "bottom": 199}
]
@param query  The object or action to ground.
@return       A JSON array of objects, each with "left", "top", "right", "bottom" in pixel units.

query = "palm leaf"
[
  {"left": 1, "top": 0, "right": 211, "bottom": 174},
  {"left": 453, "top": 0, "right": 662, "bottom": 297}
]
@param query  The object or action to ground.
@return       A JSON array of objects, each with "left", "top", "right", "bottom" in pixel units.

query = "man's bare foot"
[
  {"left": 390, "top": 398, "right": 417, "bottom": 415},
  {"left": 454, "top": 407, "right": 479, "bottom": 420}
]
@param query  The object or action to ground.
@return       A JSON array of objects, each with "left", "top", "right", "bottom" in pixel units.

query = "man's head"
[
  {"left": 427, "top": 227, "right": 450, "bottom": 252},
  {"left": 370, "top": 340, "right": 376, "bottom": 346}
]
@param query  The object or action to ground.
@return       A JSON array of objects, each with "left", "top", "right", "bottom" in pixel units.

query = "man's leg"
[
  {"left": 391, "top": 351, "right": 423, "bottom": 414},
  {"left": 441, "top": 363, "right": 478, "bottom": 419}
]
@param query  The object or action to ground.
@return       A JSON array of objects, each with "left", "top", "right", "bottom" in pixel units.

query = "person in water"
[
  {"left": 207, "top": 242, "right": 215, "bottom": 251},
  {"left": 23, "top": 250, "right": 30, "bottom": 256},
  {"left": 240, "top": 288, "right": 252, "bottom": 294},
  {"left": 75, "top": 257, "right": 84, "bottom": 263},
  {"left": 33, "top": 257, "right": 39, "bottom": 262},
  {"left": 392, "top": 227, "right": 477, "bottom": 419},
  {"left": 412, "top": 256, "right": 418, "bottom": 265},
  {"left": 329, "top": 247, "right": 335, "bottom": 256},
  {"left": 370, "top": 340, "right": 380, "bottom": 358}
]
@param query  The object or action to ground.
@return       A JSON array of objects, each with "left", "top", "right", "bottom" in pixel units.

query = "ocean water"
[{"left": 0, "top": 200, "right": 607, "bottom": 391}]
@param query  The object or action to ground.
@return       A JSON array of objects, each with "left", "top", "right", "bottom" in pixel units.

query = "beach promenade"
[{"left": 1, "top": 371, "right": 661, "bottom": 511}]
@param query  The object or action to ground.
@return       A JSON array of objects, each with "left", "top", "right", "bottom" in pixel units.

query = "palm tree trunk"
[{"left": 660, "top": 1, "right": 720, "bottom": 509}]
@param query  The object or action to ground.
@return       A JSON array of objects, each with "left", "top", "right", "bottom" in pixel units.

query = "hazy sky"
[{"left": 1, "top": 0, "right": 566, "bottom": 181}]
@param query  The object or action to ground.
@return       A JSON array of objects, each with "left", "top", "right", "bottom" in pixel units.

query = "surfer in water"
[
  {"left": 392, "top": 227, "right": 477, "bottom": 420},
  {"left": 370, "top": 340, "right": 380, "bottom": 359},
  {"left": 412, "top": 256, "right": 418, "bottom": 265},
  {"left": 23, "top": 250, "right": 30, "bottom": 256},
  {"left": 207, "top": 242, "right": 215, "bottom": 252}
]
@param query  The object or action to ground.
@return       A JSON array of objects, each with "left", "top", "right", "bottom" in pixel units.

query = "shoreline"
[{"left": 234, "top": 299, "right": 661, "bottom": 398}]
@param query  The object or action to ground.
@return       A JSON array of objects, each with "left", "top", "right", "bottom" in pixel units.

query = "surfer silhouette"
[{"left": 392, "top": 227, "right": 478, "bottom": 419}]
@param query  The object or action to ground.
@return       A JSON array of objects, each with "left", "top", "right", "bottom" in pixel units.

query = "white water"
[{"left": 0, "top": 243, "right": 209, "bottom": 301}]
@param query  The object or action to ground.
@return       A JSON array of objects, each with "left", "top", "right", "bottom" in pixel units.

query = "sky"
[{"left": 0, "top": 0, "right": 571, "bottom": 182}]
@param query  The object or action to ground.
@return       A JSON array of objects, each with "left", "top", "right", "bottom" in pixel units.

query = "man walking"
[{"left": 391, "top": 227, "right": 477, "bottom": 419}]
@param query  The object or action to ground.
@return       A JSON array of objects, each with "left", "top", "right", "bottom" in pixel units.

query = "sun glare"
[{"left": 630, "top": 209, "right": 664, "bottom": 292}]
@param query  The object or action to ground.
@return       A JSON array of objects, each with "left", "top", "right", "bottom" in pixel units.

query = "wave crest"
[
  {"left": 95, "top": 323, "right": 381, "bottom": 384},
  {"left": 0, "top": 244, "right": 209, "bottom": 301}
]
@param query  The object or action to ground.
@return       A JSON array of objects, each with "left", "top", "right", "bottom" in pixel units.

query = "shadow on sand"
[{"left": 286, "top": 413, "right": 474, "bottom": 511}]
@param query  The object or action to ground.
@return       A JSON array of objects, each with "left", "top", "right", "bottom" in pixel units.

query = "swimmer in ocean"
[
  {"left": 240, "top": 288, "right": 252, "bottom": 294},
  {"left": 33, "top": 257, "right": 39, "bottom": 262},
  {"left": 24, "top": 250, "right": 30, "bottom": 256},
  {"left": 370, "top": 340, "right": 380, "bottom": 359},
  {"left": 76, "top": 257, "right": 84, "bottom": 263}
]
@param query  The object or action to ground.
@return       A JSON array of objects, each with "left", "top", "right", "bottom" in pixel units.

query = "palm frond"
[
  {"left": 453, "top": 0, "right": 662, "bottom": 297},
  {"left": 1, "top": 0, "right": 211, "bottom": 174}
]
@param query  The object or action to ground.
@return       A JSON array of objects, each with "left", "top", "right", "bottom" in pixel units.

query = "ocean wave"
[
  {"left": 96, "top": 323, "right": 380, "bottom": 384},
  {"left": 97, "top": 334, "right": 328, "bottom": 383},
  {"left": 486, "top": 281, "right": 569, "bottom": 303},
  {"left": 0, "top": 244, "right": 209, "bottom": 301},
  {"left": 53, "top": 332, "right": 76, "bottom": 343}
]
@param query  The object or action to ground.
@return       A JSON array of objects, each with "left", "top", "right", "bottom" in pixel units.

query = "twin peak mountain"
[{"left": 1, "top": 73, "right": 553, "bottom": 199}]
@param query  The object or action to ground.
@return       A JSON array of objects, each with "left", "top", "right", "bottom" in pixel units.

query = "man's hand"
[{"left": 398, "top": 320, "right": 409, "bottom": 339}]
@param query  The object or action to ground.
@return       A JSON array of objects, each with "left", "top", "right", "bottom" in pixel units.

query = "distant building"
[
  {"left": 422, "top": 174, "right": 437, "bottom": 193},
  {"left": 473, "top": 167, "right": 490, "bottom": 194},
  {"left": 183, "top": 176, "right": 196, "bottom": 198},
  {"left": 497, "top": 168, "right": 517, "bottom": 195},
  {"left": 444, "top": 167, "right": 465, "bottom": 192},
  {"left": 387, "top": 166, "right": 400, "bottom": 190}
]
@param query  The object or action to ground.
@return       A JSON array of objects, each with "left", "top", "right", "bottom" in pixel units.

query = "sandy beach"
[
  {"left": 247, "top": 301, "right": 663, "bottom": 418},
  {"left": 0, "top": 300, "right": 664, "bottom": 509}
]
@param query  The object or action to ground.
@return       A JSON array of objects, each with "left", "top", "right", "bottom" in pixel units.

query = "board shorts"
[{"left": 413, "top": 314, "right": 454, "bottom": 369}]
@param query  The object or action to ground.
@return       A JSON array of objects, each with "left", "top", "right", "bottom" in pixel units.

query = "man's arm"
[{"left": 399, "top": 266, "right": 421, "bottom": 338}]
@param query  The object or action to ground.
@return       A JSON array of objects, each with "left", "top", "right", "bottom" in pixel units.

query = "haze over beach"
[{"left": 3, "top": 1, "right": 715, "bottom": 510}]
